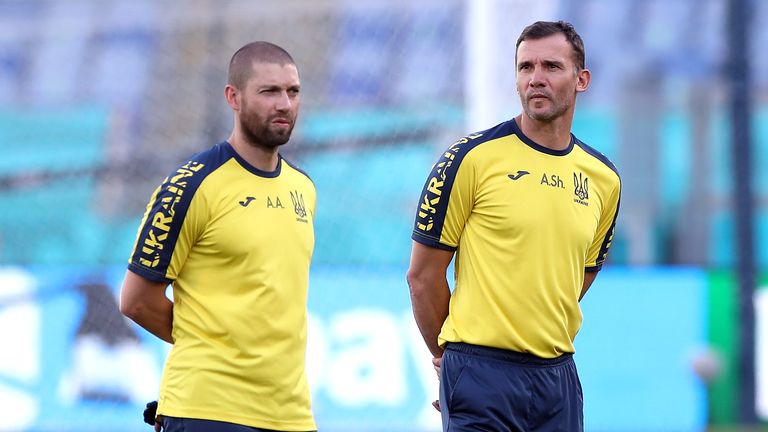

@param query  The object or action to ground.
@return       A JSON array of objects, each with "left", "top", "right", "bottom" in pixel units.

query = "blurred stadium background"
[{"left": 0, "top": 0, "right": 766, "bottom": 430}]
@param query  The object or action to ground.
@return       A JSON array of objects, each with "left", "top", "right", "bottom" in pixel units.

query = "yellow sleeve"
[
  {"left": 439, "top": 157, "right": 476, "bottom": 248},
  {"left": 165, "top": 188, "right": 208, "bottom": 280}
]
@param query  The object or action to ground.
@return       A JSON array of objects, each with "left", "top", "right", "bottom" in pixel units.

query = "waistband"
[{"left": 445, "top": 342, "right": 573, "bottom": 366}]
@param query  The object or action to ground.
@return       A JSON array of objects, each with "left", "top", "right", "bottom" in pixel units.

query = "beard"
[
  {"left": 239, "top": 110, "right": 295, "bottom": 149},
  {"left": 521, "top": 93, "right": 570, "bottom": 123}
]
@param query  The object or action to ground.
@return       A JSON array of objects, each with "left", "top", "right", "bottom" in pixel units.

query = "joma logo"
[
  {"left": 239, "top": 196, "right": 256, "bottom": 207},
  {"left": 508, "top": 170, "right": 530, "bottom": 180}
]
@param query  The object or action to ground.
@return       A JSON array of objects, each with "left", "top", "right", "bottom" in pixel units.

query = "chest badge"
[
  {"left": 573, "top": 172, "right": 589, "bottom": 206},
  {"left": 290, "top": 190, "right": 308, "bottom": 222}
]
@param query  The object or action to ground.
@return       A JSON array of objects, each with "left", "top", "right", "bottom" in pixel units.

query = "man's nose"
[
  {"left": 275, "top": 91, "right": 292, "bottom": 111},
  {"left": 529, "top": 66, "right": 546, "bottom": 87}
]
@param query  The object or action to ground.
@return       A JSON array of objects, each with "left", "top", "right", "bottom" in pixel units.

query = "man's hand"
[
  {"left": 432, "top": 356, "right": 442, "bottom": 379},
  {"left": 432, "top": 399, "right": 441, "bottom": 412},
  {"left": 432, "top": 356, "right": 442, "bottom": 411}
]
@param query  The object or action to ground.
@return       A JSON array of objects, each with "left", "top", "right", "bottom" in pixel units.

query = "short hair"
[
  {"left": 515, "top": 21, "right": 586, "bottom": 70},
  {"left": 227, "top": 41, "right": 296, "bottom": 89}
]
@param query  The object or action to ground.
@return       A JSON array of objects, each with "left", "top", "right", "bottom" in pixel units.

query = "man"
[
  {"left": 407, "top": 21, "right": 621, "bottom": 431},
  {"left": 120, "top": 42, "right": 317, "bottom": 432}
]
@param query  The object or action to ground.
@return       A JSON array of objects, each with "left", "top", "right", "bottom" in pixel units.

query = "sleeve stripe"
[
  {"left": 595, "top": 196, "right": 620, "bottom": 266},
  {"left": 129, "top": 145, "right": 225, "bottom": 279},
  {"left": 411, "top": 121, "right": 515, "bottom": 245},
  {"left": 411, "top": 232, "right": 457, "bottom": 251}
]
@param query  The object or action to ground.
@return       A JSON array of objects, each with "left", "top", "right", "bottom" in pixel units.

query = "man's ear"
[
  {"left": 224, "top": 85, "right": 240, "bottom": 110},
  {"left": 576, "top": 68, "right": 591, "bottom": 93}
]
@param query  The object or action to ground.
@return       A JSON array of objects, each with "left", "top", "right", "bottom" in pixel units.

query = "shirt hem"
[{"left": 157, "top": 407, "right": 316, "bottom": 431}]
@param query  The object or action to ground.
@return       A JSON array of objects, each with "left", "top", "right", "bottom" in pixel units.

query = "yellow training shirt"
[
  {"left": 128, "top": 142, "right": 316, "bottom": 430},
  {"left": 412, "top": 119, "right": 621, "bottom": 358}
]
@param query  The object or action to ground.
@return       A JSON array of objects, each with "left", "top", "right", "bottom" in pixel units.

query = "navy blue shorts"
[
  {"left": 439, "top": 342, "right": 583, "bottom": 432},
  {"left": 161, "top": 416, "right": 315, "bottom": 432}
]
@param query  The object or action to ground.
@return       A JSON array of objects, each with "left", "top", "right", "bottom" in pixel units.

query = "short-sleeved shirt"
[
  {"left": 412, "top": 119, "right": 621, "bottom": 358},
  {"left": 128, "top": 142, "right": 316, "bottom": 430}
]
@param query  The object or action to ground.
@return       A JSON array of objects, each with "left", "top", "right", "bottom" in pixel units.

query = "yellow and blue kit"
[
  {"left": 412, "top": 119, "right": 621, "bottom": 359},
  {"left": 128, "top": 141, "right": 316, "bottom": 431}
]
